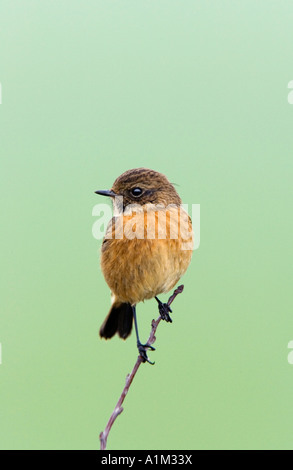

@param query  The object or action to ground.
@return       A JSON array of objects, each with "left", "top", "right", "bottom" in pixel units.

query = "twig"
[{"left": 99, "top": 284, "right": 184, "bottom": 450}]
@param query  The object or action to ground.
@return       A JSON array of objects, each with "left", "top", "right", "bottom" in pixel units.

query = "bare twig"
[{"left": 99, "top": 284, "right": 184, "bottom": 450}]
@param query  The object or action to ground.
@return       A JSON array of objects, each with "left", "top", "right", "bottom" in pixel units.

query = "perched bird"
[{"left": 95, "top": 168, "right": 193, "bottom": 363}]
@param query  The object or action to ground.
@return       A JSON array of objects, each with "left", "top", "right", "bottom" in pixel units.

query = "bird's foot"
[
  {"left": 137, "top": 342, "right": 155, "bottom": 365},
  {"left": 155, "top": 297, "right": 173, "bottom": 323}
]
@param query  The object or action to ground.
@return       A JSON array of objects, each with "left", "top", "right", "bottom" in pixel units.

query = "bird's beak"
[{"left": 94, "top": 189, "right": 117, "bottom": 197}]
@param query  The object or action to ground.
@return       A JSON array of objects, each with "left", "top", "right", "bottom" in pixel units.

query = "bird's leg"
[
  {"left": 132, "top": 305, "right": 155, "bottom": 365},
  {"left": 155, "top": 296, "right": 173, "bottom": 323}
]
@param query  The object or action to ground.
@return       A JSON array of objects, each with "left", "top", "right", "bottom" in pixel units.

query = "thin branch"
[{"left": 99, "top": 284, "right": 184, "bottom": 450}]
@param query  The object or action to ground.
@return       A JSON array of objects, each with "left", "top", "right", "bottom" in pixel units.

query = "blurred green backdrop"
[{"left": 1, "top": 0, "right": 293, "bottom": 450}]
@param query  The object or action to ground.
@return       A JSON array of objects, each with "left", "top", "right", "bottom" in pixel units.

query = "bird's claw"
[
  {"left": 137, "top": 342, "right": 155, "bottom": 365},
  {"left": 158, "top": 302, "right": 173, "bottom": 323}
]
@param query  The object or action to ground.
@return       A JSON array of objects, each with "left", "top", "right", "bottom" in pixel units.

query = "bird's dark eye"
[{"left": 131, "top": 187, "right": 143, "bottom": 197}]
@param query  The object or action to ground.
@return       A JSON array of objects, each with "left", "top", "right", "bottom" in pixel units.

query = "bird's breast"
[{"left": 100, "top": 206, "right": 193, "bottom": 305}]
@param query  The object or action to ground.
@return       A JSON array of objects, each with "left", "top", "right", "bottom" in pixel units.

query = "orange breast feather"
[{"left": 101, "top": 206, "right": 193, "bottom": 304}]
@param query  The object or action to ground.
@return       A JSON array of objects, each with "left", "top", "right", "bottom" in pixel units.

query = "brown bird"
[{"left": 95, "top": 168, "right": 193, "bottom": 363}]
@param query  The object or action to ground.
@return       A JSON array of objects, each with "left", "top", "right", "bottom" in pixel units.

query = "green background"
[{"left": 1, "top": 0, "right": 293, "bottom": 450}]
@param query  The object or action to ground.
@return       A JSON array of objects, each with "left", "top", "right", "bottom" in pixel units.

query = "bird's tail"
[{"left": 99, "top": 302, "right": 133, "bottom": 340}]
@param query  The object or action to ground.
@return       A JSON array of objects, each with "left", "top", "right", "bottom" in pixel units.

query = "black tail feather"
[{"left": 99, "top": 302, "right": 133, "bottom": 340}]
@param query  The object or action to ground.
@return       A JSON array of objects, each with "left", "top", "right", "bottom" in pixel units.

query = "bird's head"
[{"left": 95, "top": 168, "right": 181, "bottom": 210}]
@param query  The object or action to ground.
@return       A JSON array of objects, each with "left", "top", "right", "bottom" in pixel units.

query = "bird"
[{"left": 95, "top": 168, "right": 193, "bottom": 363}]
